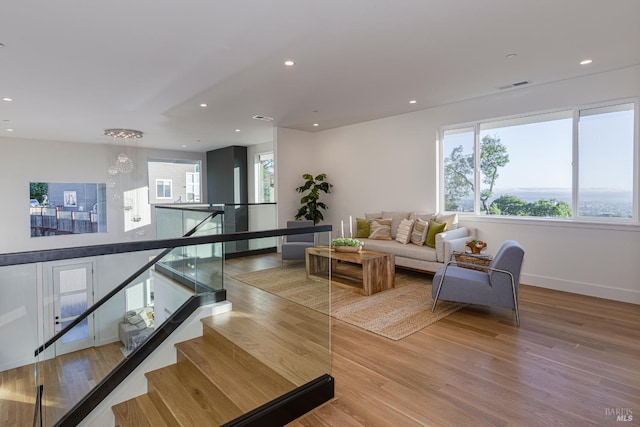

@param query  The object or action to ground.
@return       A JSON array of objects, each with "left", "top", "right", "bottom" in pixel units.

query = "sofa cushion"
[
  {"left": 395, "top": 218, "right": 414, "bottom": 244},
  {"left": 426, "top": 219, "right": 447, "bottom": 248},
  {"left": 435, "top": 212, "right": 458, "bottom": 230},
  {"left": 382, "top": 211, "right": 411, "bottom": 239},
  {"left": 355, "top": 217, "right": 370, "bottom": 238},
  {"left": 369, "top": 218, "right": 393, "bottom": 240},
  {"left": 409, "top": 212, "right": 435, "bottom": 222},
  {"left": 360, "top": 238, "right": 438, "bottom": 262},
  {"left": 410, "top": 218, "right": 428, "bottom": 246}
]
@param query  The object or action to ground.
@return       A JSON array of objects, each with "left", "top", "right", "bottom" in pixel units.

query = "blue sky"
[{"left": 444, "top": 107, "right": 634, "bottom": 193}]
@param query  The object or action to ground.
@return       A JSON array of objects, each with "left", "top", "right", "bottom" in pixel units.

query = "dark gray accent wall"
[
  {"left": 206, "top": 146, "right": 248, "bottom": 252},
  {"left": 206, "top": 146, "right": 247, "bottom": 204}
]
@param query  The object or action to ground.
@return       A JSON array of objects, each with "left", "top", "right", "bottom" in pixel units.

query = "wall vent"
[
  {"left": 498, "top": 80, "right": 532, "bottom": 90},
  {"left": 252, "top": 115, "right": 274, "bottom": 121}
]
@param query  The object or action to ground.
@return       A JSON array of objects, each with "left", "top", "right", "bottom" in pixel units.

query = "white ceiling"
[{"left": 1, "top": 0, "right": 639, "bottom": 152}]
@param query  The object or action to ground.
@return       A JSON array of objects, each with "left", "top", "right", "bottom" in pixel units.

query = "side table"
[{"left": 453, "top": 252, "right": 492, "bottom": 271}]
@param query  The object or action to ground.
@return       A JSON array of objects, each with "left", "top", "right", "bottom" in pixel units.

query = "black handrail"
[{"left": 34, "top": 211, "right": 217, "bottom": 356}]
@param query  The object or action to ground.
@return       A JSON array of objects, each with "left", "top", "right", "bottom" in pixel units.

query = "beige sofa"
[{"left": 354, "top": 211, "right": 474, "bottom": 274}]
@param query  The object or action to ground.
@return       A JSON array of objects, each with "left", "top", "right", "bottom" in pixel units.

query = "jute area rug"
[{"left": 232, "top": 265, "right": 464, "bottom": 340}]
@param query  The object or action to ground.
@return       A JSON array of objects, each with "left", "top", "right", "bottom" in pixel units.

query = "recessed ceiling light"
[
  {"left": 2, "top": 97, "right": 12, "bottom": 102},
  {"left": 6, "top": 128, "right": 14, "bottom": 132},
  {"left": 409, "top": 100, "right": 417, "bottom": 104},
  {"left": 580, "top": 59, "right": 593, "bottom": 65},
  {"left": 505, "top": 53, "right": 518, "bottom": 60},
  {"left": 200, "top": 103, "right": 207, "bottom": 108},
  {"left": 313, "top": 123, "right": 319, "bottom": 127},
  {"left": 181, "top": 144, "right": 187, "bottom": 148},
  {"left": 235, "top": 129, "right": 241, "bottom": 132},
  {"left": 284, "top": 60, "right": 295, "bottom": 66}
]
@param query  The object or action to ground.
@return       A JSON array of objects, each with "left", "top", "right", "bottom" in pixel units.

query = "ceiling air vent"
[
  {"left": 498, "top": 80, "right": 532, "bottom": 90},
  {"left": 252, "top": 115, "right": 274, "bottom": 121}
]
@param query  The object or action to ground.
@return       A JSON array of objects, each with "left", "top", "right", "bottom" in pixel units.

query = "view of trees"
[
  {"left": 444, "top": 135, "right": 571, "bottom": 218},
  {"left": 30, "top": 182, "right": 48, "bottom": 204}
]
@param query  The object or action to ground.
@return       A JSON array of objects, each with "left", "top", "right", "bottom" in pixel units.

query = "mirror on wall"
[{"left": 30, "top": 182, "right": 107, "bottom": 237}]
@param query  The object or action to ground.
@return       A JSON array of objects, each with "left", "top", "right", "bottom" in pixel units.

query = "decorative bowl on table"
[
  {"left": 331, "top": 237, "right": 363, "bottom": 252},
  {"left": 465, "top": 239, "right": 487, "bottom": 254}
]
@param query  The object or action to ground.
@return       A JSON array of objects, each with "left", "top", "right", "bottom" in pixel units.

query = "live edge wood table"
[{"left": 305, "top": 246, "right": 395, "bottom": 296}]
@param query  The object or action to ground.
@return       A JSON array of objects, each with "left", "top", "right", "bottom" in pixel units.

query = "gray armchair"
[
  {"left": 431, "top": 240, "right": 525, "bottom": 325},
  {"left": 281, "top": 220, "right": 315, "bottom": 265}
]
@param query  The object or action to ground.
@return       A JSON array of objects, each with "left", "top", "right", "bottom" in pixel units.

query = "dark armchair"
[
  {"left": 431, "top": 240, "right": 525, "bottom": 325},
  {"left": 281, "top": 220, "right": 315, "bottom": 265}
]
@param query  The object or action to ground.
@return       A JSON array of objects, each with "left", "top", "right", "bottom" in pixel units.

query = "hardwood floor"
[
  {"left": 226, "top": 254, "right": 640, "bottom": 427},
  {"left": 0, "top": 343, "right": 123, "bottom": 427},
  {"left": 2, "top": 253, "right": 638, "bottom": 426}
]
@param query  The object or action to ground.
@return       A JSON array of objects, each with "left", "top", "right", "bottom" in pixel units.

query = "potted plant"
[
  {"left": 295, "top": 173, "right": 333, "bottom": 224},
  {"left": 331, "top": 237, "right": 364, "bottom": 252}
]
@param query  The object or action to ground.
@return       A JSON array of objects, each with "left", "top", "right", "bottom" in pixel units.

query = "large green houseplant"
[{"left": 294, "top": 173, "right": 333, "bottom": 224}]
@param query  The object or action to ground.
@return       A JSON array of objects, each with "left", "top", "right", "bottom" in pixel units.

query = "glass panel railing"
[
  {"left": 1, "top": 223, "right": 331, "bottom": 426},
  {"left": 0, "top": 263, "right": 40, "bottom": 427},
  {"left": 155, "top": 204, "right": 223, "bottom": 239},
  {"left": 32, "top": 244, "right": 209, "bottom": 426},
  {"left": 218, "top": 229, "right": 332, "bottom": 417},
  {"left": 154, "top": 211, "right": 223, "bottom": 294}
]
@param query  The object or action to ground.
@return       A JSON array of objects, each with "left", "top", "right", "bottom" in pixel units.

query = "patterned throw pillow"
[
  {"left": 369, "top": 218, "right": 393, "bottom": 240},
  {"left": 355, "top": 217, "right": 370, "bottom": 238},
  {"left": 395, "top": 218, "right": 414, "bottom": 244},
  {"left": 425, "top": 220, "right": 447, "bottom": 248},
  {"left": 410, "top": 218, "right": 428, "bottom": 246}
]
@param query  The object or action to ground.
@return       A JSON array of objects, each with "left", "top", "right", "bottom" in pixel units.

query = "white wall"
[
  {"left": 0, "top": 137, "right": 207, "bottom": 253},
  {"left": 274, "top": 127, "right": 318, "bottom": 227},
  {"left": 275, "top": 65, "right": 640, "bottom": 304}
]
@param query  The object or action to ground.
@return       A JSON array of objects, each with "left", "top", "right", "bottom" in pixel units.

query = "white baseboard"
[{"left": 521, "top": 273, "right": 640, "bottom": 305}]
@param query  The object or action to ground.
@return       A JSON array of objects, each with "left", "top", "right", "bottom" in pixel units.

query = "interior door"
[{"left": 52, "top": 262, "right": 95, "bottom": 356}]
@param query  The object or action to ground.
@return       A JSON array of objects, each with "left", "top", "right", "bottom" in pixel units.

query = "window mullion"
[
  {"left": 474, "top": 123, "right": 481, "bottom": 215},
  {"left": 572, "top": 108, "right": 579, "bottom": 219}
]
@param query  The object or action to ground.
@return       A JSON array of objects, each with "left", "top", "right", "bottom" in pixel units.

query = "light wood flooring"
[
  {"left": 226, "top": 254, "right": 640, "bottom": 427},
  {"left": 2, "top": 253, "right": 639, "bottom": 426}
]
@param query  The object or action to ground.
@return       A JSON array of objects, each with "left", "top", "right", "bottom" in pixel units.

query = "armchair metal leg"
[
  {"left": 510, "top": 276, "right": 520, "bottom": 327},
  {"left": 431, "top": 268, "right": 448, "bottom": 312}
]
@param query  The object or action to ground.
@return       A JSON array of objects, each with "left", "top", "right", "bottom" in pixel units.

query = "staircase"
[{"left": 112, "top": 311, "right": 327, "bottom": 426}]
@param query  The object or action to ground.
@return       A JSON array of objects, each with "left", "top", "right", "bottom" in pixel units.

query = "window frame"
[
  {"left": 255, "top": 151, "right": 275, "bottom": 203},
  {"left": 155, "top": 179, "right": 173, "bottom": 200},
  {"left": 185, "top": 172, "right": 201, "bottom": 203},
  {"left": 439, "top": 98, "right": 639, "bottom": 224}
]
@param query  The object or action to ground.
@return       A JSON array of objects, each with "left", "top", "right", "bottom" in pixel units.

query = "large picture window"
[
  {"left": 578, "top": 103, "right": 635, "bottom": 218},
  {"left": 441, "top": 100, "right": 636, "bottom": 220}
]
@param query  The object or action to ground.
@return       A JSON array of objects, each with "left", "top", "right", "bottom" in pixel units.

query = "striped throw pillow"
[
  {"left": 410, "top": 218, "right": 428, "bottom": 246},
  {"left": 369, "top": 218, "right": 393, "bottom": 240},
  {"left": 395, "top": 218, "right": 414, "bottom": 244}
]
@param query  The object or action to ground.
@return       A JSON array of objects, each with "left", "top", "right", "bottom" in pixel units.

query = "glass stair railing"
[{"left": 0, "top": 220, "right": 333, "bottom": 427}]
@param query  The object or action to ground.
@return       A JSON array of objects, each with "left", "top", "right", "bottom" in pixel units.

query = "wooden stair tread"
[
  {"left": 201, "top": 313, "right": 330, "bottom": 385},
  {"left": 175, "top": 334, "right": 296, "bottom": 412},
  {"left": 112, "top": 394, "right": 170, "bottom": 427},
  {"left": 145, "top": 363, "right": 242, "bottom": 426}
]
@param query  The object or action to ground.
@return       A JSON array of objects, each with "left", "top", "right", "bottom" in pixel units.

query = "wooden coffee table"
[{"left": 305, "top": 247, "right": 395, "bottom": 295}]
